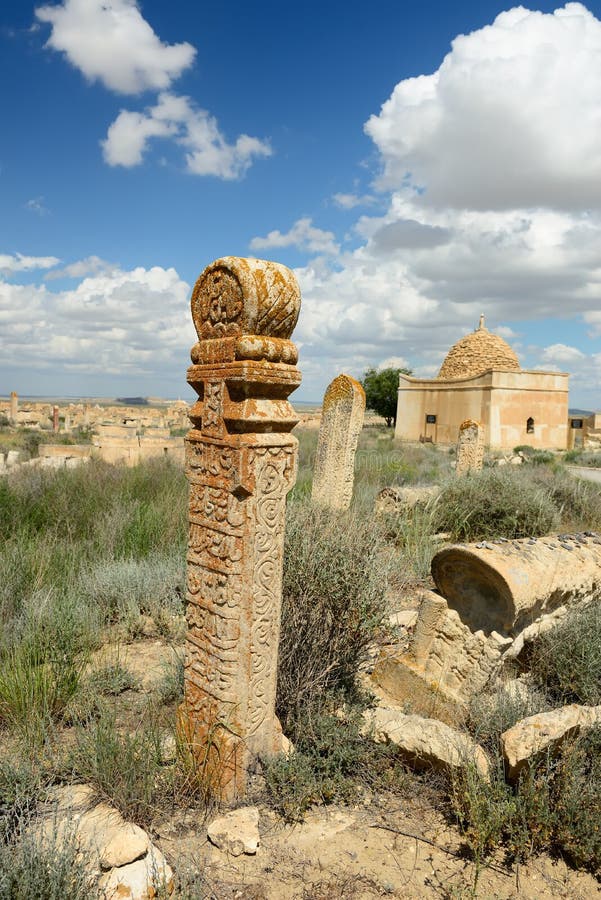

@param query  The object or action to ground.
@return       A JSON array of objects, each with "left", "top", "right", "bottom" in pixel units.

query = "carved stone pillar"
[
  {"left": 455, "top": 419, "right": 484, "bottom": 475},
  {"left": 180, "top": 257, "right": 302, "bottom": 801},
  {"left": 311, "top": 374, "right": 365, "bottom": 511}
]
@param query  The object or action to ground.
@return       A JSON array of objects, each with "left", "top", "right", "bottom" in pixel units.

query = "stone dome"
[{"left": 438, "top": 316, "right": 520, "bottom": 380}]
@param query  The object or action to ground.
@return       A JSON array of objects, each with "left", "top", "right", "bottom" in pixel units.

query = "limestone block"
[
  {"left": 455, "top": 419, "right": 484, "bottom": 475},
  {"left": 98, "top": 845, "right": 174, "bottom": 899},
  {"left": 371, "top": 591, "right": 511, "bottom": 723},
  {"left": 6, "top": 450, "right": 19, "bottom": 467},
  {"left": 502, "top": 704, "right": 601, "bottom": 780},
  {"left": 311, "top": 374, "right": 366, "bottom": 511},
  {"left": 364, "top": 706, "right": 490, "bottom": 780},
  {"left": 207, "top": 806, "right": 260, "bottom": 855},
  {"left": 432, "top": 534, "right": 601, "bottom": 635}
]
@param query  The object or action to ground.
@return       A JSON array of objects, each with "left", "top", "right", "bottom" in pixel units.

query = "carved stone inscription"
[
  {"left": 456, "top": 419, "right": 485, "bottom": 475},
  {"left": 181, "top": 257, "right": 301, "bottom": 801},
  {"left": 311, "top": 374, "right": 366, "bottom": 511}
]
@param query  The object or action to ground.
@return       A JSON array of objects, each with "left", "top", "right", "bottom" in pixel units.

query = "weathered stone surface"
[
  {"left": 311, "top": 374, "right": 365, "bottom": 511},
  {"left": 375, "top": 485, "right": 440, "bottom": 514},
  {"left": 455, "top": 419, "right": 484, "bottom": 475},
  {"left": 207, "top": 806, "right": 260, "bottom": 856},
  {"left": 98, "top": 823, "right": 150, "bottom": 871},
  {"left": 364, "top": 706, "right": 490, "bottom": 780},
  {"left": 502, "top": 704, "right": 601, "bottom": 780},
  {"left": 181, "top": 257, "right": 301, "bottom": 802},
  {"left": 432, "top": 535, "right": 601, "bottom": 635},
  {"left": 98, "top": 845, "right": 174, "bottom": 899},
  {"left": 371, "top": 590, "right": 511, "bottom": 724}
]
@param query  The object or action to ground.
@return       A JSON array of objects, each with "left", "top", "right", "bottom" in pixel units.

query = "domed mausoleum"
[{"left": 395, "top": 317, "right": 569, "bottom": 450}]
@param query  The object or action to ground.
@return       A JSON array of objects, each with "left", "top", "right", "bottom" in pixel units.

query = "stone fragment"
[
  {"left": 311, "top": 374, "right": 365, "bottom": 511},
  {"left": 181, "top": 257, "right": 301, "bottom": 801},
  {"left": 432, "top": 537, "right": 601, "bottom": 634},
  {"left": 502, "top": 704, "right": 601, "bottom": 780},
  {"left": 98, "top": 823, "right": 150, "bottom": 870},
  {"left": 375, "top": 485, "right": 440, "bottom": 514},
  {"left": 371, "top": 590, "right": 511, "bottom": 724},
  {"left": 98, "top": 844, "right": 174, "bottom": 899},
  {"left": 207, "top": 806, "right": 260, "bottom": 856},
  {"left": 364, "top": 706, "right": 490, "bottom": 780},
  {"left": 455, "top": 419, "right": 485, "bottom": 475}
]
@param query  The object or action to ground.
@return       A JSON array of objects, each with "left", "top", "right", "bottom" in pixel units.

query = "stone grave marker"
[
  {"left": 181, "top": 256, "right": 302, "bottom": 801},
  {"left": 455, "top": 419, "right": 484, "bottom": 475},
  {"left": 311, "top": 374, "right": 365, "bottom": 511}
]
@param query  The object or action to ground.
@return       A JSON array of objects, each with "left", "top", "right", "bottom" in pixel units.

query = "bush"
[
  {"left": 0, "top": 823, "right": 100, "bottom": 900},
  {"left": 77, "top": 552, "right": 184, "bottom": 629},
  {"left": 529, "top": 604, "right": 601, "bottom": 705},
  {"left": 433, "top": 469, "right": 559, "bottom": 541},
  {"left": 71, "top": 705, "right": 163, "bottom": 826},
  {"left": 263, "top": 707, "right": 407, "bottom": 821},
  {"left": 277, "top": 500, "right": 392, "bottom": 734},
  {"left": 0, "top": 612, "right": 87, "bottom": 747},
  {"left": 450, "top": 730, "right": 601, "bottom": 874}
]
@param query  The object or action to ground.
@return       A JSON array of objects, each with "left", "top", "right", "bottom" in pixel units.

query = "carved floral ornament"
[{"left": 190, "top": 257, "right": 302, "bottom": 342}]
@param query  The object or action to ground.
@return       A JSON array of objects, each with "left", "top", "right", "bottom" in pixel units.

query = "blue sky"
[{"left": 2, "top": 1, "right": 601, "bottom": 406}]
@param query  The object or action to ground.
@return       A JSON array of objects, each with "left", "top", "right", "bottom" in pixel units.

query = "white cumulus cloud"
[
  {"left": 0, "top": 259, "right": 195, "bottom": 382},
  {"left": 250, "top": 218, "right": 339, "bottom": 255},
  {"left": 45, "top": 255, "right": 118, "bottom": 280},
  {"left": 102, "top": 92, "right": 271, "bottom": 178},
  {"left": 332, "top": 193, "right": 377, "bottom": 210},
  {"left": 365, "top": 2, "right": 601, "bottom": 211},
  {"left": 35, "top": 0, "right": 195, "bottom": 95},
  {"left": 0, "top": 253, "right": 60, "bottom": 275}
]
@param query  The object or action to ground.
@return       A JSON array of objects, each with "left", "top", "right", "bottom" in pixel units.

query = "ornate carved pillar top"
[{"left": 187, "top": 257, "right": 302, "bottom": 435}]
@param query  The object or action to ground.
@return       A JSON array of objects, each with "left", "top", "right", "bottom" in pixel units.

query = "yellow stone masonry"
[{"left": 438, "top": 321, "right": 520, "bottom": 380}]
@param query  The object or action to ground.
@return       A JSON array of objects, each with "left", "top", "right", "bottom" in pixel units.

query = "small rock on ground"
[{"left": 207, "top": 806, "right": 260, "bottom": 856}]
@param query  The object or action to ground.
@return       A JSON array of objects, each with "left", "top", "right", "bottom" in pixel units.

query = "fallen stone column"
[
  {"left": 432, "top": 533, "right": 601, "bottom": 635},
  {"left": 181, "top": 256, "right": 302, "bottom": 802}
]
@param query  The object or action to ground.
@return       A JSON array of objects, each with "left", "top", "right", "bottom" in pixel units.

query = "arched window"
[{"left": 526, "top": 417, "right": 534, "bottom": 434}]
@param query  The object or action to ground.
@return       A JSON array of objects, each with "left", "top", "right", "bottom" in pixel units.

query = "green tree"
[{"left": 361, "top": 367, "right": 412, "bottom": 428}]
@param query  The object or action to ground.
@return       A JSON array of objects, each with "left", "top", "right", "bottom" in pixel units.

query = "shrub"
[
  {"left": 71, "top": 705, "right": 163, "bottom": 826},
  {"left": 76, "top": 552, "right": 184, "bottom": 628},
  {"left": 468, "top": 682, "right": 551, "bottom": 753},
  {"left": 277, "top": 500, "right": 392, "bottom": 734},
  {"left": 0, "top": 823, "right": 100, "bottom": 900},
  {"left": 263, "top": 707, "right": 407, "bottom": 821},
  {"left": 529, "top": 603, "right": 601, "bottom": 706},
  {"left": 0, "top": 616, "right": 87, "bottom": 747},
  {"left": 432, "top": 469, "right": 559, "bottom": 540},
  {"left": 450, "top": 731, "right": 601, "bottom": 874},
  {"left": 534, "top": 468, "right": 601, "bottom": 531}
]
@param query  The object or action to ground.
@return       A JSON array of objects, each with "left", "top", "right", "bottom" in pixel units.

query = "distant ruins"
[
  {"left": 311, "top": 374, "right": 365, "bottom": 510},
  {"left": 181, "top": 256, "right": 302, "bottom": 800},
  {"left": 395, "top": 316, "right": 570, "bottom": 450},
  {"left": 0, "top": 395, "right": 188, "bottom": 469}
]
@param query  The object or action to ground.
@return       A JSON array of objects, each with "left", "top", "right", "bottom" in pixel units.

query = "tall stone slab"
[
  {"left": 9, "top": 392, "right": 18, "bottom": 425},
  {"left": 53, "top": 405, "right": 59, "bottom": 433},
  {"left": 181, "top": 257, "right": 302, "bottom": 801},
  {"left": 311, "top": 374, "right": 365, "bottom": 511},
  {"left": 455, "top": 419, "right": 484, "bottom": 475}
]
